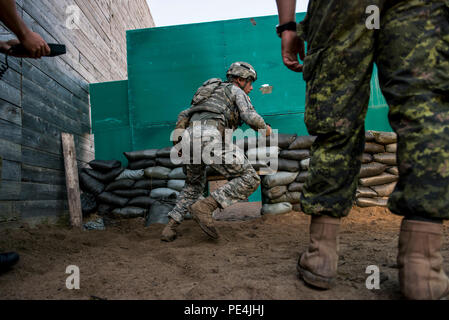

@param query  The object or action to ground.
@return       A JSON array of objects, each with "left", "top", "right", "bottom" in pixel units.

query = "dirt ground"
[{"left": 0, "top": 203, "right": 448, "bottom": 300}]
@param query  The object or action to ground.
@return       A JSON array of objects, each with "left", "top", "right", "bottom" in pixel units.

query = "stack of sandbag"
[
  {"left": 356, "top": 131, "right": 398, "bottom": 208},
  {"left": 260, "top": 135, "right": 315, "bottom": 215},
  {"left": 78, "top": 160, "right": 124, "bottom": 217}
]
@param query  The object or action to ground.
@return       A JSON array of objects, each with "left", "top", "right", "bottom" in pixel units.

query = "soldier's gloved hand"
[
  {"left": 281, "top": 30, "right": 305, "bottom": 72},
  {"left": 266, "top": 125, "right": 272, "bottom": 137}
]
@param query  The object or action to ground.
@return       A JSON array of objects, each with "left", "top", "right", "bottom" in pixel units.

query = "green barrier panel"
[{"left": 93, "top": 127, "right": 131, "bottom": 167}]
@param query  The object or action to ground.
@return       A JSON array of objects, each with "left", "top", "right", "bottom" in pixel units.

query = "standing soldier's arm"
[{"left": 175, "top": 108, "right": 190, "bottom": 130}]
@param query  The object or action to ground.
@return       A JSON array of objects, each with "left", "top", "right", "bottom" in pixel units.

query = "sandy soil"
[{"left": 0, "top": 204, "right": 448, "bottom": 300}]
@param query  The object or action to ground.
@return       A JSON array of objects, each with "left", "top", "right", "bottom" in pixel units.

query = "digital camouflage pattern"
[
  {"left": 299, "top": 0, "right": 449, "bottom": 219},
  {"left": 168, "top": 124, "right": 261, "bottom": 223}
]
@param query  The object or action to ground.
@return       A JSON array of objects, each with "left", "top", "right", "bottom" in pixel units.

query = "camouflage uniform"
[
  {"left": 168, "top": 82, "right": 266, "bottom": 223},
  {"left": 299, "top": 0, "right": 449, "bottom": 219}
]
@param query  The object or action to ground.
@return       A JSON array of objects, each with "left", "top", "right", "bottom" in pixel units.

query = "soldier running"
[{"left": 161, "top": 62, "right": 272, "bottom": 242}]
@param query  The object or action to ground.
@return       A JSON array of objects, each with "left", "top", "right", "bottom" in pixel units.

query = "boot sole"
[{"left": 297, "top": 262, "right": 335, "bottom": 290}]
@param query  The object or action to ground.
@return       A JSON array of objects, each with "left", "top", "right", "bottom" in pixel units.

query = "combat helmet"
[{"left": 226, "top": 62, "right": 257, "bottom": 82}]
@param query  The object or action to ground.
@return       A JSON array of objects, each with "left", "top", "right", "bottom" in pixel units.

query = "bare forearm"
[
  {"left": 0, "top": 0, "right": 30, "bottom": 40},
  {"left": 276, "top": 0, "right": 297, "bottom": 24}
]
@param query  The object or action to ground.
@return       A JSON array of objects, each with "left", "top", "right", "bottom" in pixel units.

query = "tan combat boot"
[
  {"left": 161, "top": 218, "right": 180, "bottom": 242},
  {"left": 189, "top": 196, "right": 219, "bottom": 239},
  {"left": 398, "top": 219, "right": 449, "bottom": 300},
  {"left": 297, "top": 215, "right": 341, "bottom": 289}
]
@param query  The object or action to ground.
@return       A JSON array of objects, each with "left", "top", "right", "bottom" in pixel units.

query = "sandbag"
[
  {"left": 386, "top": 143, "right": 397, "bottom": 153},
  {"left": 251, "top": 161, "right": 270, "bottom": 171},
  {"left": 89, "top": 160, "right": 121, "bottom": 172},
  {"left": 246, "top": 147, "right": 279, "bottom": 161},
  {"left": 356, "top": 187, "right": 377, "bottom": 198},
  {"left": 113, "top": 189, "right": 150, "bottom": 198},
  {"left": 167, "top": 180, "right": 186, "bottom": 191},
  {"left": 124, "top": 149, "right": 158, "bottom": 161},
  {"left": 262, "top": 185, "right": 287, "bottom": 200},
  {"left": 128, "top": 196, "right": 156, "bottom": 209},
  {"left": 359, "top": 172, "right": 398, "bottom": 187},
  {"left": 269, "top": 192, "right": 301, "bottom": 204},
  {"left": 115, "top": 169, "right": 145, "bottom": 181},
  {"left": 169, "top": 167, "right": 187, "bottom": 180},
  {"left": 84, "top": 167, "right": 124, "bottom": 183},
  {"left": 387, "top": 167, "right": 399, "bottom": 176},
  {"left": 277, "top": 134, "right": 298, "bottom": 149},
  {"left": 288, "top": 135, "right": 316, "bottom": 150},
  {"left": 300, "top": 158, "right": 310, "bottom": 170},
  {"left": 79, "top": 172, "right": 105, "bottom": 196},
  {"left": 288, "top": 182, "right": 304, "bottom": 193},
  {"left": 373, "top": 131, "right": 397, "bottom": 145},
  {"left": 144, "top": 166, "right": 172, "bottom": 179},
  {"left": 261, "top": 202, "right": 292, "bottom": 215},
  {"left": 150, "top": 188, "right": 180, "bottom": 199},
  {"left": 279, "top": 149, "right": 310, "bottom": 161},
  {"left": 364, "top": 142, "right": 385, "bottom": 154},
  {"left": 156, "top": 157, "right": 181, "bottom": 168},
  {"left": 359, "top": 162, "right": 387, "bottom": 178},
  {"left": 128, "top": 159, "right": 156, "bottom": 170},
  {"left": 292, "top": 203, "right": 302, "bottom": 212},
  {"left": 277, "top": 158, "right": 300, "bottom": 172},
  {"left": 262, "top": 171, "right": 298, "bottom": 188},
  {"left": 112, "top": 207, "right": 148, "bottom": 219},
  {"left": 356, "top": 197, "right": 388, "bottom": 207},
  {"left": 365, "top": 131, "right": 375, "bottom": 142},
  {"left": 371, "top": 182, "right": 397, "bottom": 197},
  {"left": 134, "top": 179, "right": 168, "bottom": 190},
  {"left": 97, "top": 203, "right": 114, "bottom": 215},
  {"left": 105, "top": 179, "right": 136, "bottom": 192},
  {"left": 373, "top": 153, "right": 397, "bottom": 165},
  {"left": 97, "top": 192, "right": 129, "bottom": 207},
  {"left": 146, "top": 198, "right": 176, "bottom": 226},
  {"left": 81, "top": 193, "right": 97, "bottom": 216},
  {"left": 362, "top": 153, "right": 373, "bottom": 164},
  {"left": 295, "top": 171, "right": 309, "bottom": 183},
  {"left": 156, "top": 146, "right": 173, "bottom": 157}
]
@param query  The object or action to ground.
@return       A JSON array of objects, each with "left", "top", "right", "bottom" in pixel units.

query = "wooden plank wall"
[{"left": 0, "top": 0, "right": 154, "bottom": 226}]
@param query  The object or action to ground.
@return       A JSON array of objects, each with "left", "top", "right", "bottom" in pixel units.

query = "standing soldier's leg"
[
  {"left": 376, "top": 0, "right": 449, "bottom": 299},
  {"left": 297, "top": 0, "right": 380, "bottom": 289},
  {"left": 161, "top": 164, "right": 206, "bottom": 242}
]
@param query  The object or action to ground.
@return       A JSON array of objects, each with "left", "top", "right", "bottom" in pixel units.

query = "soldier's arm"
[
  {"left": 234, "top": 88, "right": 267, "bottom": 131},
  {"left": 175, "top": 109, "right": 190, "bottom": 130}
]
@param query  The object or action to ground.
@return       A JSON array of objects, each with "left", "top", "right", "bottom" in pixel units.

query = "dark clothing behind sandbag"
[
  {"left": 156, "top": 157, "right": 181, "bottom": 168},
  {"left": 81, "top": 193, "right": 97, "bottom": 216},
  {"left": 97, "top": 192, "right": 129, "bottom": 207},
  {"left": 128, "top": 159, "right": 156, "bottom": 170},
  {"left": 277, "top": 158, "right": 301, "bottom": 172},
  {"left": 112, "top": 207, "right": 148, "bottom": 219},
  {"left": 84, "top": 167, "right": 124, "bottom": 183},
  {"left": 105, "top": 179, "right": 136, "bottom": 192},
  {"left": 146, "top": 198, "right": 176, "bottom": 226},
  {"left": 156, "top": 147, "right": 173, "bottom": 158},
  {"left": 113, "top": 189, "right": 150, "bottom": 198},
  {"left": 79, "top": 172, "right": 105, "bottom": 196},
  {"left": 279, "top": 149, "right": 310, "bottom": 161},
  {"left": 128, "top": 196, "right": 156, "bottom": 209},
  {"left": 123, "top": 149, "right": 158, "bottom": 161},
  {"left": 134, "top": 179, "right": 168, "bottom": 190},
  {"left": 288, "top": 135, "right": 316, "bottom": 150},
  {"left": 89, "top": 160, "right": 121, "bottom": 172}
]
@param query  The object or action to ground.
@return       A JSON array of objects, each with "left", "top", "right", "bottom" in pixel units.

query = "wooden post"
[{"left": 61, "top": 133, "right": 82, "bottom": 228}]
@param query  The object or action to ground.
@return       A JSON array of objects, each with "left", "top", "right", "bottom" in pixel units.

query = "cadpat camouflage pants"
[
  {"left": 299, "top": 0, "right": 449, "bottom": 219},
  {"left": 168, "top": 123, "right": 261, "bottom": 223}
]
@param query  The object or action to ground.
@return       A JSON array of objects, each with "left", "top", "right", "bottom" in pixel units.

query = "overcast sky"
[{"left": 147, "top": 0, "right": 309, "bottom": 27}]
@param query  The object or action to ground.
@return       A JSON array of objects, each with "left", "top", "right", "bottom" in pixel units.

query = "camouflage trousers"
[
  {"left": 168, "top": 122, "right": 261, "bottom": 223},
  {"left": 299, "top": 0, "right": 449, "bottom": 219}
]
